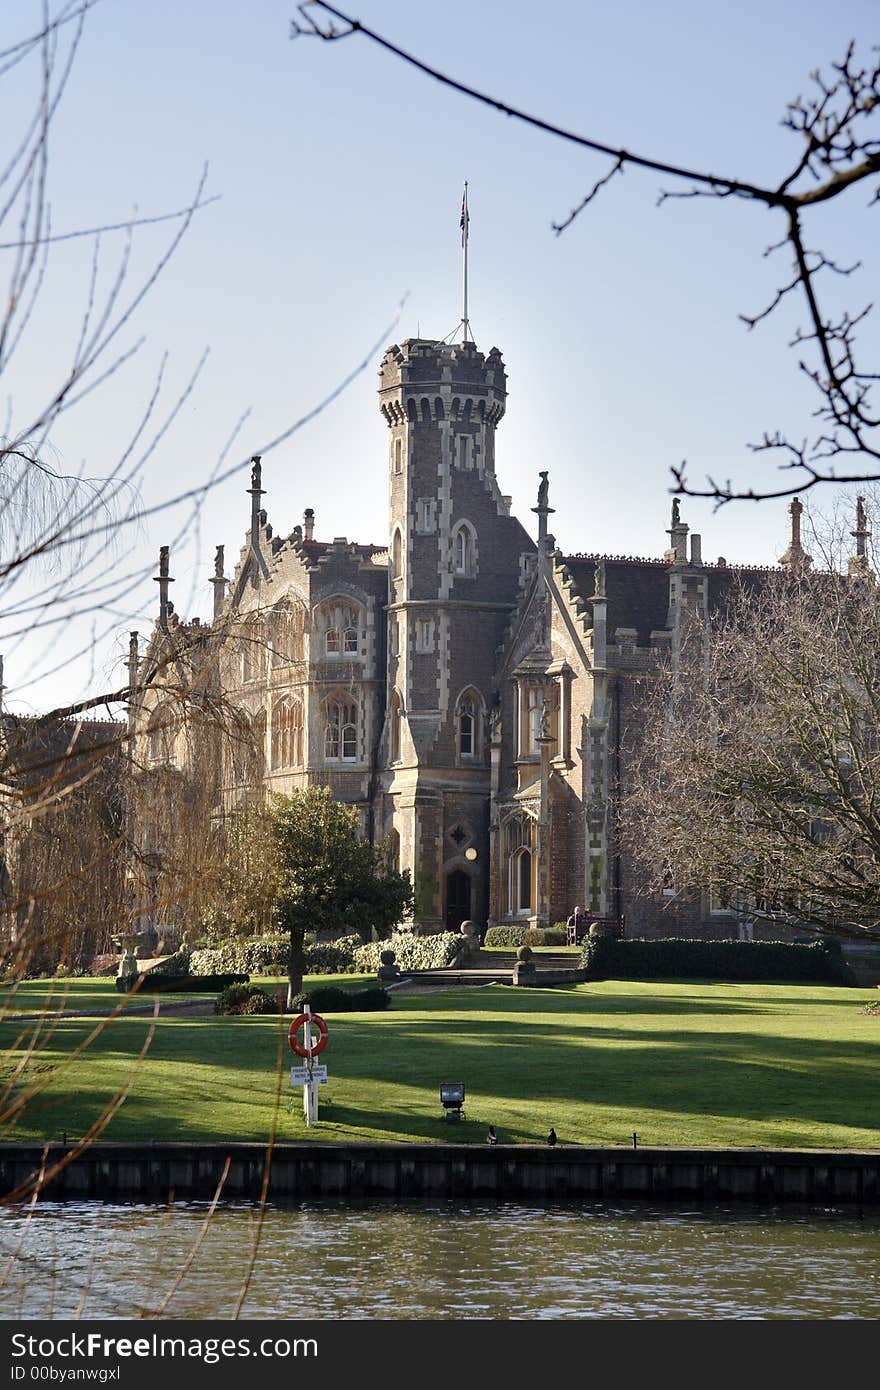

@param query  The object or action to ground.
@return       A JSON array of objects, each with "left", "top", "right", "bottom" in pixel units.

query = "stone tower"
[{"left": 377, "top": 338, "right": 535, "bottom": 930}]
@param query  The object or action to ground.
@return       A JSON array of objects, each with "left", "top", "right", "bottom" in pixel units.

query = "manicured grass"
[
  {"left": 0, "top": 977, "right": 144, "bottom": 1016},
  {"left": 2, "top": 979, "right": 878, "bottom": 1150},
  {"left": 481, "top": 944, "right": 580, "bottom": 954},
  {"left": 0, "top": 973, "right": 370, "bottom": 1016}
]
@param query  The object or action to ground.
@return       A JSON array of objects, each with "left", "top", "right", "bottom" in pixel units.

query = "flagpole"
[{"left": 461, "top": 181, "right": 469, "bottom": 345}]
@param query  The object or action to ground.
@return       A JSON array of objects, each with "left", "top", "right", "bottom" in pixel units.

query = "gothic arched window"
[
  {"left": 452, "top": 521, "right": 476, "bottom": 577},
  {"left": 324, "top": 695, "right": 359, "bottom": 762},
  {"left": 455, "top": 687, "right": 484, "bottom": 761},
  {"left": 271, "top": 696, "right": 303, "bottom": 769},
  {"left": 390, "top": 688, "right": 402, "bottom": 763},
  {"left": 504, "top": 814, "right": 535, "bottom": 917},
  {"left": 320, "top": 600, "right": 361, "bottom": 659},
  {"left": 391, "top": 529, "right": 403, "bottom": 583}
]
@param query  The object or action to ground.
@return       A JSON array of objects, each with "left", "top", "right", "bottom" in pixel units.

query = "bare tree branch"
[{"left": 292, "top": 4, "right": 880, "bottom": 503}]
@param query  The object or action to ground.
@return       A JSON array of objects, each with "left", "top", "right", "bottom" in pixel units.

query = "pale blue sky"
[{"left": 2, "top": 0, "right": 877, "bottom": 711}]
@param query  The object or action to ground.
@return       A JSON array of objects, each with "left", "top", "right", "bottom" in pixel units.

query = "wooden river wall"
[{"left": 1, "top": 1143, "right": 879, "bottom": 1205}]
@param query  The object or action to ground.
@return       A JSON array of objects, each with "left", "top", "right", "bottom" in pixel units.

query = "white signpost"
[{"left": 287, "top": 1004, "right": 329, "bottom": 1127}]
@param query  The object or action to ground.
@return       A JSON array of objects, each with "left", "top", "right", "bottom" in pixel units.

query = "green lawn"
[
  {"left": 0, "top": 973, "right": 368, "bottom": 1017},
  {"left": 2, "top": 979, "right": 878, "bottom": 1150},
  {"left": 481, "top": 944, "right": 580, "bottom": 954}
]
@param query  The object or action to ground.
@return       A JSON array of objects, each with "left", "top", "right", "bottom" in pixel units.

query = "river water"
[{"left": 2, "top": 1200, "right": 878, "bottom": 1320}]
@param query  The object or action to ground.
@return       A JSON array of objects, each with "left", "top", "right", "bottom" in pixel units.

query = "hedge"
[
  {"left": 189, "top": 934, "right": 361, "bottom": 977},
  {"left": 580, "top": 936, "right": 856, "bottom": 985},
  {"left": 115, "top": 972, "right": 249, "bottom": 994},
  {"left": 484, "top": 926, "right": 569, "bottom": 948},
  {"left": 291, "top": 985, "right": 391, "bottom": 1013},
  {"left": 355, "top": 932, "right": 465, "bottom": 973},
  {"left": 484, "top": 925, "right": 527, "bottom": 948}
]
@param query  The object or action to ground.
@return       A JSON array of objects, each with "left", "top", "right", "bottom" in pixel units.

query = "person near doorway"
[{"left": 566, "top": 904, "right": 593, "bottom": 944}]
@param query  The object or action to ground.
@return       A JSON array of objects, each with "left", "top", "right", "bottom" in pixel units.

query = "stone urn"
[
  {"left": 459, "top": 919, "right": 481, "bottom": 960},
  {"left": 377, "top": 948, "right": 401, "bottom": 983},
  {"left": 513, "top": 943, "right": 536, "bottom": 986},
  {"left": 589, "top": 920, "right": 615, "bottom": 938}
]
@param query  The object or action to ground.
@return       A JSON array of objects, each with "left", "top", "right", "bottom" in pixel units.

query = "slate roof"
[{"left": 561, "top": 555, "right": 778, "bottom": 645}]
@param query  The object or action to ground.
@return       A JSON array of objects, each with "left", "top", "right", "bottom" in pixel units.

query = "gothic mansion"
[{"left": 131, "top": 336, "right": 797, "bottom": 937}]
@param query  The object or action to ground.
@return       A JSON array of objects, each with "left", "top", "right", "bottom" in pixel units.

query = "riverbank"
[{"left": 2, "top": 1140, "right": 878, "bottom": 1205}]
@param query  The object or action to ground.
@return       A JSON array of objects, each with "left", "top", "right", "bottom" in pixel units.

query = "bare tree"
[
  {"left": 623, "top": 510, "right": 880, "bottom": 938},
  {"left": 292, "top": 3, "right": 880, "bottom": 505}
]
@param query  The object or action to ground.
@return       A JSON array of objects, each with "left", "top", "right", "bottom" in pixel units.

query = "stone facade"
[{"left": 128, "top": 337, "right": 815, "bottom": 938}]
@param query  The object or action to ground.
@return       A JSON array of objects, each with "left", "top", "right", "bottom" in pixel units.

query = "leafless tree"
[
  {"left": 623, "top": 509, "right": 880, "bottom": 938},
  {"left": 292, "top": 2, "right": 880, "bottom": 506}
]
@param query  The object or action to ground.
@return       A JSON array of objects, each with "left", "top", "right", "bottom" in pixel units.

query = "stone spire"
[
  {"left": 779, "top": 498, "right": 812, "bottom": 571},
  {"left": 211, "top": 545, "right": 227, "bottom": 621},
  {"left": 247, "top": 456, "right": 264, "bottom": 543},
  {"left": 127, "top": 633, "right": 139, "bottom": 735},
  {"left": 153, "top": 546, "right": 174, "bottom": 630},
  {"left": 849, "top": 494, "right": 872, "bottom": 581}
]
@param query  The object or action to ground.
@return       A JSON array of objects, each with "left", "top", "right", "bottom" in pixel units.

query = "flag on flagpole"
[{"left": 460, "top": 185, "right": 469, "bottom": 247}]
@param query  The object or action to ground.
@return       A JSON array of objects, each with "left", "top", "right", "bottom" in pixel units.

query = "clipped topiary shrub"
[
  {"left": 483, "top": 925, "right": 528, "bottom": 949},
  {"left": 581, "top": 936, "right": 856, "bottom": 985},
  {"left": 292, "top": 985, "right": 391, "bottom": 1013},
  {"left": 215, "top": 982, "right": 281, "bottom": 1015},
  {"left": 355, "top": 932, "right": 464, "bottom": 973}
]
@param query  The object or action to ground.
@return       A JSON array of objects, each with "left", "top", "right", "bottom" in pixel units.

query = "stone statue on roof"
[
  {"left": 671, "top": 498, "right": 681, "bottom": 526},
  {"left": 537, "top": 471, "right": 549, "bottom": 510}
]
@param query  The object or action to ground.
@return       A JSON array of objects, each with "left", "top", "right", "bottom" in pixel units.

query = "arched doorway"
[{"left": 445, "top": 869, "right": 471, "bottom": 930}]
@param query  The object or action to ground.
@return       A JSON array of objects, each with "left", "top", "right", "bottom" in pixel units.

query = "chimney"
[
  {"left": 689, "top": 533, "right": 702, "bottom": 565},
  {"left": 303, "top": 508, "right": 315, "bottom": 542}
]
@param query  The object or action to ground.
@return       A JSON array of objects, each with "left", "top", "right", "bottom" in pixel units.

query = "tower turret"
[{"left": 376, "top": 336, "right": 534, "bottom": 931}]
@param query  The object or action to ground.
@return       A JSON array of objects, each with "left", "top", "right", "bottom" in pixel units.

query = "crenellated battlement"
[{"left": 378, "top": 337, "right": 507, "bottom": 427}]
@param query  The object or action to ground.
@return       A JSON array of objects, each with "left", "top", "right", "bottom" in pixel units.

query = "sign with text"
[{"left": 291, "top": 1065, "right": 328, "bottom": 1085}]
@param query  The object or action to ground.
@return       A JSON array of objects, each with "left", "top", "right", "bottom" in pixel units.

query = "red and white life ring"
[{"left": 288, "top": 1011, "right": 329, "bottom": 1057}]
